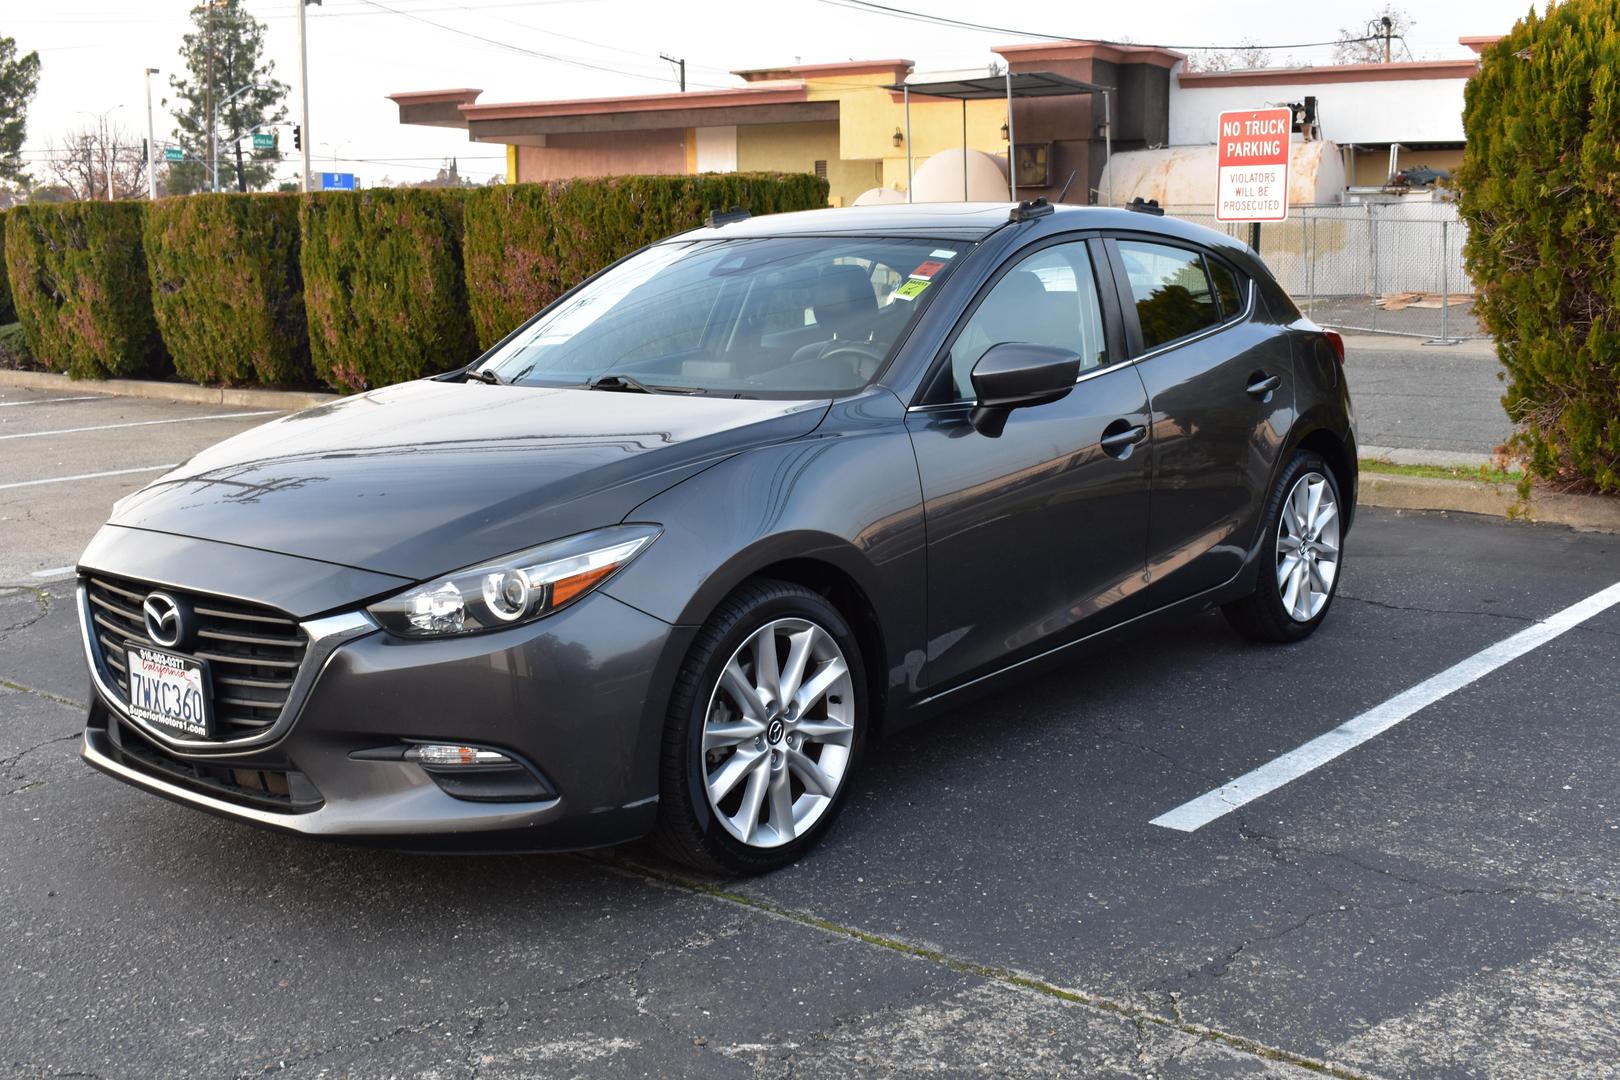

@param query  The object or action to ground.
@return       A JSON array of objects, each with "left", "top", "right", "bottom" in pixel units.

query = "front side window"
[
  {"left": 940, "top": 241, "right": 1109, "bottom": 401},
  {"left": 1118, "top": 241, "right": 1220, "bottom": 351},
  {"left": 477, "top": 236, "right": 967, "bottom": 396}
]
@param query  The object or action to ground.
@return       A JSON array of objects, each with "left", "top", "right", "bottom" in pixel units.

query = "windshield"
[{"left": 476, "top": 236, "right": 968, "bottom": 396}]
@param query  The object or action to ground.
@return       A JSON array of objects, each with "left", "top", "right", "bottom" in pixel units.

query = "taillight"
[{"left": 1322, "top": 329, "right": 1345, "bottom": 364}]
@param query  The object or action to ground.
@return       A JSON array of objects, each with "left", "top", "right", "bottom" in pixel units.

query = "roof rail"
[
  {"left": 706, "top": 206, "right": 751, "bottom": 228},
  {"left": 1008, "top": 197, "right": 1054, "bottom": 223},
  {"left": 1126, "top": 197, "right": 1165, "bottom": 217}
]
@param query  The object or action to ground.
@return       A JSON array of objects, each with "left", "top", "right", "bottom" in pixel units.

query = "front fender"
[{"left": 601, "top": 393, "right": 927, "bottom": 702}]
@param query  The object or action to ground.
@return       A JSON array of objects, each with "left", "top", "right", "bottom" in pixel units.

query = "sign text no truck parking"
[{"left": 1216, "top": 107, "right": 1291, "bottom": 223}]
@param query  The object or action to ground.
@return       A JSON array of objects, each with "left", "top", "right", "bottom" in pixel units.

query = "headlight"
[{"left": 367, "top": 524, "right": 660, "bottom": 638}]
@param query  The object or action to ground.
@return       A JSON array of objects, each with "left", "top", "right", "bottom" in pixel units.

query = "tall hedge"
[
  {"left": 1458, "top": 0, "right": 1620, "bottom": 492},
  {"left": 145, "top": 193, "right": 310, "bottom": 385},
  {"left": 299, "top": 188, "right": 476, "bottom": 392},
  {"left": 463, "top": 172, "right": 829, "bottom": 349},
  {"left": 3, "top": 201, "right": 165, "bottom": 379},
  {"left": 0, "top": 211, "right": 13, "bottom": 324}
]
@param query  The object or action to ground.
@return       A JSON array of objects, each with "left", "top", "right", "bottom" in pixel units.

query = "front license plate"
[{"left": 125, "top": 643, "right": 214, "bottom": 740}]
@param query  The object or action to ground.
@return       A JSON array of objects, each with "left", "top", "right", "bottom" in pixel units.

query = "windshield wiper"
[
  {"left": 464, "top": 367, "right": 504, "bottom": 385},
  {"left": 586, "top": 373, "right": 703, "bottom": 395}
]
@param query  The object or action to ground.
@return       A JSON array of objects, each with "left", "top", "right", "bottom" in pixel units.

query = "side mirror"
[{"left": 968, "top": 342, "right": 1081, "bottom": 437}]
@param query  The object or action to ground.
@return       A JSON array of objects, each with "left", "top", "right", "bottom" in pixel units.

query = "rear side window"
[
  {"left": 1118, "top": 241, "right": 1219, "bottom": 350},
  {"left": 1208, "top": 258, "right": 1248, "bottom": 320}
]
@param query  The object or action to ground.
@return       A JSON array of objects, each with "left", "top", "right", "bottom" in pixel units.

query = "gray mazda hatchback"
[{"left": 78, "top": 200, "right": 1355, "bottom": 873}]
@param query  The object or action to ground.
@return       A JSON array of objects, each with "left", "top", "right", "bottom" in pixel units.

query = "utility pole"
[
  {"left": 660, "top": 53, "right": 685, "bottom": 92},
  {"left": 144, "top": 67, "right": 159, "bottom": 200},
  {"left": 104, "top": 119, "right": 113, "bottom": 200},
  {"left": 297, "top": 0, "right": 313, "bottom": 192},
  {"left": 1382, "top": 15, "right": 1393, "bottom": 63},
  {"left": 205, "top": 0, "right": 215, "bottom": 191}
]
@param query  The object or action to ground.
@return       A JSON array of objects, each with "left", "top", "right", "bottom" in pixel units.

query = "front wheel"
[
  {"left": 654, "top": 580, "right": 867, "bottom": 874},
  {"left": 1222, "top": 451, "right": 1344, "bottom": 643}
]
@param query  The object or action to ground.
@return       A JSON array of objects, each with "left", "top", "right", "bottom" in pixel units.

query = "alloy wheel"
[
  {"left": 1276, "top": 471, "right": 1341, "bottom": 623},
  {"left": 700, "top": 617, "right": 855, "bottom": 848}
]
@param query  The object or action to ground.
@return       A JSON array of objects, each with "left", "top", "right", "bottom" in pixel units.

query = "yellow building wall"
[
  {"left": 806, "top": 73, "right": 1008, "bottom": 173},
  {"left": 735, "top": 119, "right": 880, "bottom": 207}
]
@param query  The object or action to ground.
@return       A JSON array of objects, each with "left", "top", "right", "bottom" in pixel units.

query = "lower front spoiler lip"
[{"left": 81, "top": 725, "right": 563, "bottom": 841}]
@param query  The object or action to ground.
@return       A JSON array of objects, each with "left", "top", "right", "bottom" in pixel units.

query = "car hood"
[{"left": 110, "top": 380, "right": 830, "bottom": 581}]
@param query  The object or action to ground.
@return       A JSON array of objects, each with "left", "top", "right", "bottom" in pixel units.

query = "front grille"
[{"left": 87, "top": 574, "right": 308, "bottom": 742}]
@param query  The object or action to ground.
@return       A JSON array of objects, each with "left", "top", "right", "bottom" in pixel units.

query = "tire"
[
  {"left": 653, "top": 579, "right": 868, "bottom": 874},
  {"left": 1222, "top": 450, "right": 1345, "bottom": 644}
]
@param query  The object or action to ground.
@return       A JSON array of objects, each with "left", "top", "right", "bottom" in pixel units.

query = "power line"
[
  {"left": 343, "top": 0, "right": 733, "bottom": 87},
  {"left": 811, "top": 0, "right": 1392, "bottom": 53}
]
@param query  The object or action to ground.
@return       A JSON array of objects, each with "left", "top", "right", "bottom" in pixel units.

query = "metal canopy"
[
  {"left": 887, "top": 71, "right": 1113, "bottom": 204},
  {"left": 889, "top": 72, "right": 1109, "bottom": 100}
]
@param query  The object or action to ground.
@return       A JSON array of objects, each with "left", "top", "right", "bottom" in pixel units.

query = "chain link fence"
[{"left": 1160, "top": 202, "right": 1484, "bottom": 341}]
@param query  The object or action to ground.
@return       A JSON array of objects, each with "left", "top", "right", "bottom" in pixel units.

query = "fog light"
[{"left": 406, "top": 744, "right": 513, "bottom": 767}]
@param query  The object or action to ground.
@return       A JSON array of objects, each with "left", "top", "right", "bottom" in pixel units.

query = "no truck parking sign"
[{"left": 1216, "top": 107, "right": 1291, "bottom": 223}]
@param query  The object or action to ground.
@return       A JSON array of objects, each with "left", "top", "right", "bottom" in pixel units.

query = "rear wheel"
[
  {"left": 654, "top": 580, "right": 866, "bottom": 874},
  {"left": 1222, "top": 451, "right": 1343, "bottom": 643}
]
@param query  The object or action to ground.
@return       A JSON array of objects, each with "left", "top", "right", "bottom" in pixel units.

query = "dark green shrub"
[
  {"left": 0, "top": 321, "right": 35, "bottom": 370},
  {"left": 463, "top": 172, "right": 829, "bottom": 349},
  {"left": 2, "top": 201, "right": 164, "bottom": 379},
  {"left": 1458, "top": 0, "right": 1620, "bottom": 492},
  {"left": 145, "top": 193, "right": 310, "bottom": 386},
  {"left": 0, "top": 211, "right": 12, "bottom": 324},
  {"left": 299, "top": 188, "right": 476, "bottom": 392}
]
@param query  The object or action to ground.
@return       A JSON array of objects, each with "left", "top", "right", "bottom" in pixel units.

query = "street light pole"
[
  {"left": 297, "top": 0, "right": 312, "bottom": 192},
  {"left": 144, "top": 67, "right": 159, "bottom": 200}
]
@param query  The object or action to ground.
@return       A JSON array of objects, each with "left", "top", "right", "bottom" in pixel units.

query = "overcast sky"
[{"left": 10, "top": 0, "right": 1534, "bottom": 188}]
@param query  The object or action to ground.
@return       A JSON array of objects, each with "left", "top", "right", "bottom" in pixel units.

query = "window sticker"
[
  {"left": 929, "top": 249, "right": 957, "bottom": 259},
  {"left": 893, "top": 278, "right": 931, "bottom": 301},
  {"left": 909, "top": 260, "right": 947, "bottom": 279}
]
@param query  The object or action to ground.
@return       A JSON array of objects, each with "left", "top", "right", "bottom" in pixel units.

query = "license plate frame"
[{"left": 124, "top": 641, "right": 215, "bottom": 741}]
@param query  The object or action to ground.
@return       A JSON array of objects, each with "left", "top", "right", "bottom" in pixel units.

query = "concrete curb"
[
  {"left": 0, "top": 368, "right": 340, "bottom": 411},
  {"left": 1360, "top": 472, "right": 1620, "bottom": 534}
]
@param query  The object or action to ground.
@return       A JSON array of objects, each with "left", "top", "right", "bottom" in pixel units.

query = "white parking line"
[
  {"left": 1151, "top": 580, "right": 1620, "bottom": 833},
  {"left": 0, "top": 464, "right": 178, "bottom": 491},
  {"left": 0, "top": 395, "right": 104, "bottom": 408},
  {"left": 0, "top": 410, "right": 275, "bottom": 442}
]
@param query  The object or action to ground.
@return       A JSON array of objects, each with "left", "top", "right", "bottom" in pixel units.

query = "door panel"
[
  {"left": 906, "top": 237, "right": 1152, "bottom": 693},
  {"left": 1108, "top": 239, "right": 1294, "bottom": 603}
]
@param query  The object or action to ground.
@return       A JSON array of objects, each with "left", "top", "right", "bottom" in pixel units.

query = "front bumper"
[{"left": 78, "top": 559, "right": 694, "bottom": 852}]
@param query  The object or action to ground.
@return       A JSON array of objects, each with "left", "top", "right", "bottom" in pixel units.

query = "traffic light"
[{"left": 293, "top": 124, "right": 301, "bottom": 151}]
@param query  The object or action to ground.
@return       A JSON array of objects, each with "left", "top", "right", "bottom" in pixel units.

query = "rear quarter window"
[
  {"left": 1208, "top": 258, "right": 1249, "bottom": 321},
  {"left": 1118, "top": 240, "right": 1220, "bottom": 350}
]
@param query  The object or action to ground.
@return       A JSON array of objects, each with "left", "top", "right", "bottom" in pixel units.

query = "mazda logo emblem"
[{"left": 142, "top": 592, "right": 185, "bottom": 648}]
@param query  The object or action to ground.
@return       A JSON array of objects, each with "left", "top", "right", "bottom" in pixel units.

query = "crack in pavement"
[
  {"left": 1237, "top": 821, "right": 1620, "bottom": 908},
  {"left": 1090, "top": 724, "right": 1228, "bottom": 787},
  {"left": 1, "top": 677, "right": 86, "bottom": 711},
  {"left": 596, "top": 855, "right": 1383, "bottom": 1080},
  {"left": 0, "top": 585, "right": 52, "bottom": 640},
  {"left": 1337, "top": 591, "right": 1620, "bottom": 641}
]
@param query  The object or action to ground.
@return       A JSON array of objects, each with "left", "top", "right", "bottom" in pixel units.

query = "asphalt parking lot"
[{"left": 3, "top": 384, "right": 1618, "bottom": 1079}]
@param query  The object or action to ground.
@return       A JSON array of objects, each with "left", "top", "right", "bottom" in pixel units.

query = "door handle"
[
  {"left": 1246, "top": 372, "right": 1282, "bottom": 399},
  {"left": 1099, "top": 421, "right": 1147, "bottom": 458}
]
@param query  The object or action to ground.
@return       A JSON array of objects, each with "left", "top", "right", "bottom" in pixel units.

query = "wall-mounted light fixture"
[
  {"left": 1000, "top": 118, "right": 1009, "bottom": 141},
  {"left": 892, "top": 128, "right": 904, "bottom": 147}
]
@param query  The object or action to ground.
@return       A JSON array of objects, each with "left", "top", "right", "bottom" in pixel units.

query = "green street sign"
[
  {"left": 252, "top": 132, "right": 275, "bottom": 150},
  {"left": 164, "top": 147, "right": 184, "bottom": 162}
]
